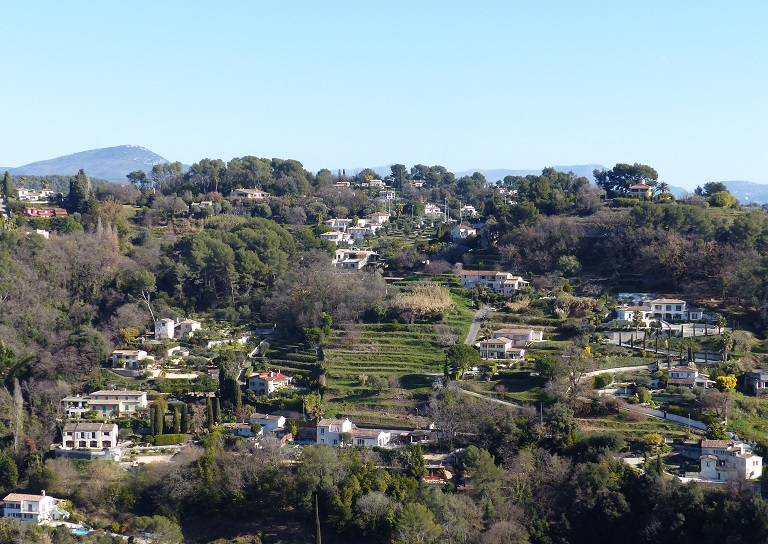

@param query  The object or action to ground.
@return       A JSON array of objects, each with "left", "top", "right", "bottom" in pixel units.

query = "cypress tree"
[
  {"left": 213, "top": 398, "right": 221, "bottom": 424},
  {"left": 206, "top": 397, "right": 214, "bottom": 429},
  {"left": 153, "top": 404, "right": 164, "bottom": 436},
  {"left": 315, "top": 492, "right": 322, "bottom": 544},
  {"left": 68, "top": 168, "right": 90, "bottom": 213},
  {"left": 232, "top": 380, "right": 242, "bottom": 413},
  {"left": 2, "top": 172, "right": 13, "bottom": 198},
  {"left": 180, "top": 403, "right": 189, "bottom": 433},
  {"left": 172, "top": 407, "right": 181, "bottom": 434}
]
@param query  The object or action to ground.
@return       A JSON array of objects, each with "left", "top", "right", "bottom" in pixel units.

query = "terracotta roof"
[
  {"left": 494, "top": 328, "right": 535, "bottom": 335},
  {"left": 3, "top": 493, "right": 48, "bottom": 502},
  {"left": 90, "top": 390, "right": 145, "bottom": 396},
  {"left": 669, "top": 366, "right": 697, "bottom": 373},
  {"left": 318, "top": 418, "right": 349, "bottom": 426},
  {"left": 667, "top": 378, "right": 695, "bottom": 386},
  {"left": 629, "top": 184, "right": 651, "bottom": 189},
  {"left": 701, "top": 440, "right": 736, "bottom": 448},
  {"left": 253, "top": 372, "right": 290, "bottom": 382},
  {"left": 63, "top": 422, "right": 117, "bottom": 432}
]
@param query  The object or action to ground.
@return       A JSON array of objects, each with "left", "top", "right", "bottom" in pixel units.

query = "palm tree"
[{"left": 658, "top": 181, "right": 669, "bottom": 195}]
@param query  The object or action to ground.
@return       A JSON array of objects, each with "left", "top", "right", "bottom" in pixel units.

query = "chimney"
[{"left": 41, "top": 490, "right": 45, "bottom": 497}]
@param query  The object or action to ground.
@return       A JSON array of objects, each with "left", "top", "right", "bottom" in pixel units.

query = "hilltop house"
[
  {"left": 491, "top": 328, "right": 544, "bottom": 345},
  {"left": 250, "top": 413, "right": 287, "bottom": 433},
  {"left": 2, "top": 492, "right": 69, "bottom": 523},
  {"left": 366, "top": 211, "right": 391, "bottom": 224},
  {"left": 325, "top": 218, "right": 355, "bottom": 232},
  {"left": 229, "top": 188, "right": 270, "bottom": 199},
  {"left": 61, "top": 422, "right": 119, "bottom": 450},
  {"left": 424, "top": 203, "right": 442, "bottom": 217},
  {"left": 176, "top": 318, "right": 202, "bottom": 337},
  {"left": 154, "top": 318, "right": 175, "bottom": 340},
  {"left": 699, "top": 439, "right": 762, "bottom": 481},
  {"left": 248, "top": 371, "right": 292, "bottom": 396},
  {"left": 316, "top": 417, "right": 390, "bottom": 447},
  {"left": 628, "top": 183, "right": 653, "bottom": 198}
]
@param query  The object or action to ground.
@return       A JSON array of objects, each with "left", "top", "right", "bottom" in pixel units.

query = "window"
[{"left": 320, "top": 428, "right": 325, "bottom": 435}]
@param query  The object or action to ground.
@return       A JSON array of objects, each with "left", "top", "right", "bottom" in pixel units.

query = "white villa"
[
  {"left": 614, "top": 306, "right": 656, "bottom": 327},
  {"left": 87, "top": 390, "right": 148, "bottom": 417},
  {"left": 478, "top": 338, "right": 525, "bottom": 361},
  {"left": 248, "top": 371, "right": 292, "bottom": 396},
  {"left": 332, "top": 248, "right": 378, "bottom": 269},
  {"left": 316, "top": 417, "right": 390, "bottom": 447},
  {"left": 320, "top": 231, "right": 353, "bottom": 246},
  {"left": 61, "top": 422, "right": 119, "bottom": 450},
  {"left": 325, "top": 218, "right": 355, "bottom": 232},
  {"left": 2, "top": 492, "right": 69, "bottom": 523},
  {"left": 110, "top": 349, "right": 151, "bottom": 369},
  {"left": 424, "top": 203, "right": 442, "bottom": 217},
  {"left": 699, "top": 439, "right": 762, "bottom": 481},
  {"left": 451, "top": 225, "right": 477, "bottom": 240},
  {"left": 250, "top": 413, "right": 287, "bottom": 433},
  {"left": 459, "top": 270, "right": 529, "bottom": 295},
  {"left": 230, "top": 188, "right": 270, "bottom": 199},
  {"left": 666, "top": 366, "right": 713, "bottom": 389},
  {"left": 478, "top": 328, "right": 544, "bottom": 360}
]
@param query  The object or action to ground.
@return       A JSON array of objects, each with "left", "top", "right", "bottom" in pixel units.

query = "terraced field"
[{"left": 324, "top": 324, "right": 443, "bottom": 378}]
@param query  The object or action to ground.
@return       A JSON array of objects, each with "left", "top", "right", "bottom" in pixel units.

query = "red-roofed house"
[
  {"left": 628, "top": 184, "right": 653, "bottom": 198},
  {"left": 451, "top": 224, "right": 477, "bottom": 240},
  {"left": 248, "top": 371, "right": 292, "bottom": 396}
]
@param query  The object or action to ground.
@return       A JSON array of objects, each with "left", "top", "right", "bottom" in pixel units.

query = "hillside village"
[{"left": 1, "top": 162, "right": 768, "bottom": 543}]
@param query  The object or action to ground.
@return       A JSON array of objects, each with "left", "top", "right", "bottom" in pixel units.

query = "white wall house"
[
  {"left": 699, "top": 440, "right": 763, "bottom": 481},
  {"left": 615, "top": 306, "right": 655, "bottom": 327},
  {"left": 333, "top": 249, "right": 378, "bottom": 269},
  {"left": 491, "top": 328, "right": 544, "bottom": 346},
  {"left": 644, "top": 299, "right": 686, "bottom": 321},
  {"left": 459, "top": 270, "right": 529, "bottom": 294},
  {"left": 61, "top": 422, "right": 119, "bottom": 450},
  {"left": 316, "top": 418, "right": 390, "bottom": 447},
  {"left": 250, "top": 413, "right": 286, "bottom": 433},
  {"left": 666, "top": 366, "right": 713, "bottom": 389},
  {"left": 3, "top": 492, "right": 69, "bottom": 523},
  {"left": 478, "top": 337, "right": 525, "bottom": 361},
  {"left": 320, "top": 231, "right": 353, "bottom": 246},
  {"left": 176, "top": 319, "right": 202, "bottom": 337},
  {"left": 230, "top": 188, "right": 270, "bottom": 199},
  {"left": 88, "top": 390, "right": 148, "bottom": 417},
  {"left": 111, "top": 349, "right": 150, "bottom": 369},
  {"left": 248, "top": 372, "right": 292, "bottom": 396},
  {"left": 451, "top": 225, "right": 477, "bottom": 240},
  {"left": 154, "top": 318, "right": 175, "bottom": 340}
]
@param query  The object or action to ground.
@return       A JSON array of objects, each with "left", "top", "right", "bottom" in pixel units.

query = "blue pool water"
[{"left": 71, "top": 528, "right": 90, "bottom": 535}]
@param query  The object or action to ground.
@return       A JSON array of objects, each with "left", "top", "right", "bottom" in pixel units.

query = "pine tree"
[
  {"left": 180, "top": 404, "right": 189, "bottom": 433},
  {"left": 68, "top": 168, "right": 90, "bottom": 213},
  {"left": 2, "top": 172, "right": 13, "bottom": 198}
]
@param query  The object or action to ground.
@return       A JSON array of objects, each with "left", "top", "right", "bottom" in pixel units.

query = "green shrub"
[{"left": 154, "top": 434, "right": 186, "bottom": 446}]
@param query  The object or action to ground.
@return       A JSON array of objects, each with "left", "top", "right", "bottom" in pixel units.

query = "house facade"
[
  {"left": 644, "top": 299, "right": 686, "bottom": 321},
  {"left": 110, "top": 349, "right": 150, "bottom": 369},
  {"left": 230, "top": 188, "right": 270, "bottom": 199},
  {"left": 459, "top": 270, "right": 529, "bottom": 294},
  {"left": 61, "top": 422, "right": 119, "bottom": 450},
  {"left": 491, "top": 328, "right": 544, "bottom": 345},
  {"left": 250, "top": 413, "right": 286, "bottom": 433},
  {"left": 478, "top": 337, "right": 525, "bottom": 361},
  {"left": 745, "top": 370, "right": 768, "bottom": 395},
  {"left": 2, "top": 492, "right": 69, "bottom": 523},
  {"left": 325, "top": 218, "right": 355, "bottom": 232},
  {"left": 699, "top": 439, "right": 762, "bottom": 481},
  {"left": 87, "top": 390, "right": 148, "bottom": 417},
  {"left": 666, "top": 366, "right": 712, "bottom": 389},
  {"left": 628, "top": 184, "right": 653, "bottom": 198},
  {"left": 176, "top": 319, "right": 202, "bottom": 337},
  {"left": 332, "top": 249, "right": 378, "bottom": 269},
  {"left": 316, "top": 417, "right": 390, "bottom": 447},
  {"left": 154, "top": 318, "right": 175, "bottom": 340},
  {"left": 248, "top": 372, "right": 291, "bottom": 396},
  {"left": 615, "top": 306, "right": 655, "bottom": 326},
  {"left": 451, "top": 225, "right": 477, "bottom": 240},
  {"left": 320, "top": 231, "right": 353, "bottom": 245}
]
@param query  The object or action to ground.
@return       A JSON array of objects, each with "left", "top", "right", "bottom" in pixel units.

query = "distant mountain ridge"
[{"left": 4, "top": 145, "right": 172, "bottom": 182}]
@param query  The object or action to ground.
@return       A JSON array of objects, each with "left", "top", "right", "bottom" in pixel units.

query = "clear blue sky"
[{"left": 1, "top": 1, "right": 765, "bottom": 189}]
